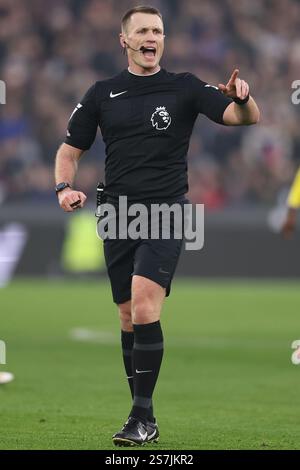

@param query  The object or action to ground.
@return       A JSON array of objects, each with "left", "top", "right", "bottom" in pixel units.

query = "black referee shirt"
[{"left": 65, "top": 68, "right": 232, "bottom": 201}]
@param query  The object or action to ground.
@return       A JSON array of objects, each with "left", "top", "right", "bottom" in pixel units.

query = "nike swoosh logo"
[
  {"left": 147, "top": 429, "right": 157, "bottom": 440},
  {"left": 138, "top": 429, "right": 147, "bottom": 440},
  {"left": 110, "top": 90, "right": 128, "bottom": 98},
  {"left": 159, "top": 268, "right": 170, "bottom": 274},
  {"left": 136, "top": 369, "right": 152, "bottom": 374}
]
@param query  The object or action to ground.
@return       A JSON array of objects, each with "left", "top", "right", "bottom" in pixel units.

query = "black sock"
[
  {"left": 121, "top": 330, "right": 134, "bottom": 399},
  {"left": 121, "top": 330, "right": 155, "bottom": 422},
  {"left": 130, "top": 321, "right": 164, "bottom": 423}
]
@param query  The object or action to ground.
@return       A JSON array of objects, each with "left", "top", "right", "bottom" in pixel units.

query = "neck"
[
  {"left": 128, "top": 67, "right": 160, "bottom": 77},
  {"left": 127, "top": 64, "right": 161, "bottom": 76}
]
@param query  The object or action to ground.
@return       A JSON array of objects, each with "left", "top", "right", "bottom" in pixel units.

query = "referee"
[{"left": 55, "top": 5, "right": 260, "bottom": 446}]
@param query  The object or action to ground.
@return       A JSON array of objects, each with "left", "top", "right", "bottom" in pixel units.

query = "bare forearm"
[
  {"left": 55, "top": 143, "right": 83, "bottom": 185},
  {"left": 232, "top": 96, "right": 260, "bottom": 125},
  {"left": 54, "top": 143, "right": 87, "bottom": 212},
  {"left": 223, "top": 97, "right": 260, "bottom": 125}
]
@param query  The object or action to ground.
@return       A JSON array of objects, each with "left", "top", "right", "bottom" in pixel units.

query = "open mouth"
[{"left": 140, "top": 46, "right": 156, "bottom": 58}]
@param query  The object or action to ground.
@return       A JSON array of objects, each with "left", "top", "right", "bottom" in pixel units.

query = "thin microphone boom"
[{"left": 123, "top": 42, "right": 148, "bottom": 54}]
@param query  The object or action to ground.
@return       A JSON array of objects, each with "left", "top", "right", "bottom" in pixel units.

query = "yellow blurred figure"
[{"left": 282, "top": 168, "right": 300, "bottom": 238}]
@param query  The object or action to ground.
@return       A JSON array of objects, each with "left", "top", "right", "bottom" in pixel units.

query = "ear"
[{"left": 119, "top": 33, "right": 126, "bottom": 49}]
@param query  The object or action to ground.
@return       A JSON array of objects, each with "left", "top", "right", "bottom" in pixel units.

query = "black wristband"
[
  {"left": 55, "top": 182, "right": 71, "bottom": 194},
  {"left": 233, "top": 93, "right": 250, "bottom": 105}
]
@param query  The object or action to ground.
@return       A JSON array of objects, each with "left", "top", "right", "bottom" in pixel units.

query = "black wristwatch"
[
  {"left": 233, "top": 93, "right": 250, "bottom": 105},
  {"left": 55, "top": 182, "right": 71, "bottom": 194}
]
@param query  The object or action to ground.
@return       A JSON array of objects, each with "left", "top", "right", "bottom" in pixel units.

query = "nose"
[{"left": 145, "top": 31, "right": 156, "bottom": 42}]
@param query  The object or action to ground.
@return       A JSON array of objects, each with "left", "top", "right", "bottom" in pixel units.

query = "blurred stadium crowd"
[{"left": 0, "top": 0, "right": 300, "bottom": 209}]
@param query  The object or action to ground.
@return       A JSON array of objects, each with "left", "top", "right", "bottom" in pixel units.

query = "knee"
[
  {"left": 118, "top": 302, "right": 133, "bottom": 331},
  {"left": 132, "top": 295, "right": 156, "bottom": 325}
]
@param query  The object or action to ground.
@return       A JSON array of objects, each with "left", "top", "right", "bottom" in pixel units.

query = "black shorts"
[{"left": 102, "top": 197, "right": 187, "bottom": 304}]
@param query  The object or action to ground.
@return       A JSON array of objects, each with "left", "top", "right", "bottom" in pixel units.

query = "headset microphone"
[{"left": 123, "top": 41, "right": 146, "bottom": 53}]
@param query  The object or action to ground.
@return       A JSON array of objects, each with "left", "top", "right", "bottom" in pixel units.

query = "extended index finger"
[{"left": 228, "top": 68, "right": 239, "bottom": 85}]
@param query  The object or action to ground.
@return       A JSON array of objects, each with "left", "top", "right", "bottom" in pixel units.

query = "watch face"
[{"left": 56, "top": 183, "right": 69, "bottom": 192}]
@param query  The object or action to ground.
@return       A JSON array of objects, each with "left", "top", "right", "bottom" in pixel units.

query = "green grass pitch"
[{"left": 1, "top": 279, "right": 300, "bottom": 450}]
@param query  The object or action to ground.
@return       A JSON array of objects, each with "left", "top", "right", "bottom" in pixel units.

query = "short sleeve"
[
  {"left": 187, "top": 73, "right": 232, "bottom": 124},
  {"left": 64, "top": 84, "right": 99, "bottom": 150}
]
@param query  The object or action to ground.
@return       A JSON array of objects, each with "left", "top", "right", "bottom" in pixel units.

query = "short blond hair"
[{"left": 121, "top": 5, "right": 163, "bottom": 33}]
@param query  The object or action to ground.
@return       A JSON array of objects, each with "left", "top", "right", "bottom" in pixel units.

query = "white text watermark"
[
  {"left": 291, "top": 340, "right": 300, "bottom": 364},
  {"left": 96, "top": 197, "right": 204, "bottom": 251},
  {"left": 291, "top": 80, "right": 300, "bottom": 105},
  {"left": 0, "top": 340, "right": 6, "bottom": 364},
  {"left": 0, "top": 80, "right": 6, "bottom": 104}
]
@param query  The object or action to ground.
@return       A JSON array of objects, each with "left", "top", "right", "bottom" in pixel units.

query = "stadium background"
[{"left": 1, "top": 0, "right": 300, "bottom": 450}]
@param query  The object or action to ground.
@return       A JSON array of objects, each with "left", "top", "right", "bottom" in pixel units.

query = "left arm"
[
  {"left": 223, "top": 96, "right": 260, "bottom": 126},
  {"left": 219, "top": 69, "right": 260, "bottom": 125}
]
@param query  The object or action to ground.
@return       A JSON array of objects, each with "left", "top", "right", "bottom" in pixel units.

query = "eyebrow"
[{"left": 136, "top": 26, "right": 163, "bottom": 32}]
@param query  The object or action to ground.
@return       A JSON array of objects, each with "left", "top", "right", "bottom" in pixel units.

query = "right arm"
[
  {"left": 55, "top": 143, "right": 87, "bottom": 212},
  {"left": 55, "top": 83, "right": 99, "bottom": 212}
]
